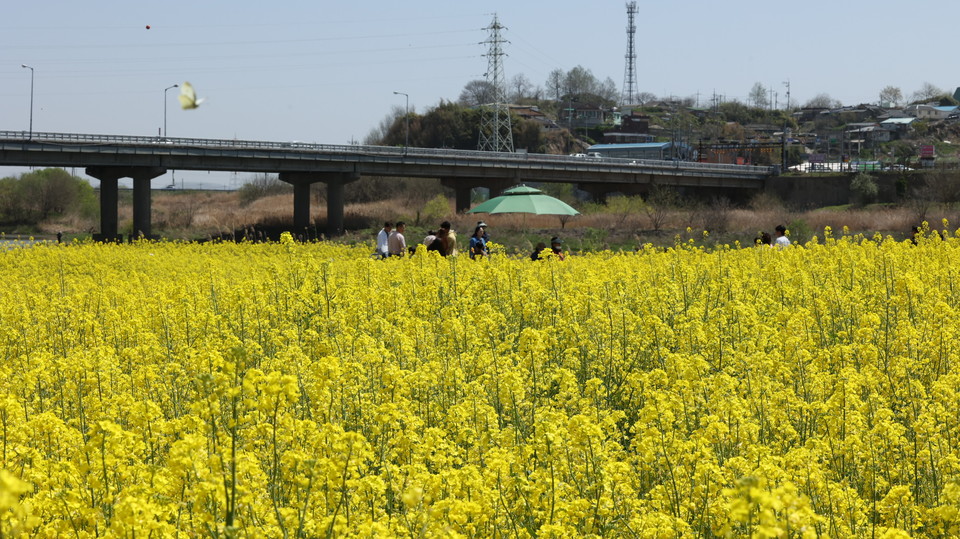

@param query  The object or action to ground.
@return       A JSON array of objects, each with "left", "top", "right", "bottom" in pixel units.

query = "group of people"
[
  {"left": 376, "top": 220, "right": 488, "bottom": 258},
  {"left": 376, "top": 220, "right": 568, "bottom": 260},
  {"left": 530, "top": 236, "right": 565, "bottom": 261},
  {"left": 754, "top": 224, "right": 791, "bottom": 248},
  {"left": 376, "top": 221, "right": 410, "bottom": 257}
]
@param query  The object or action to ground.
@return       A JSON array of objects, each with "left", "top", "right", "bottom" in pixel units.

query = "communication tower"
[
  {"left": 620, "top": 2, "right": 639, "bottom": 106},
  {"left": 477, "top": 14, "right": 514, "bottom": 153}
]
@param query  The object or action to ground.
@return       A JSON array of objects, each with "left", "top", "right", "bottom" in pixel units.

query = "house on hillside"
[
  {"left": 880, "top": 117, "right": 916, "bottom": 138},
  {"left": 744, "top": 124, "right": 779, "bottom": 141},
  {"left": 793, "top": 107, "right": 828, "bottom": 122},
  {"left": 845, "top": 123, "right": 890, "bottom": 152},
  {"left": 904, "top": 104, "right": 958, "bottom": 120},
  {"left": 560, "top": 102, "right": 609, "bottom": 129},
  {"left": 510, "top": 106, "right": 560, "bottom": 129},
  {"left": 604, "top": 110, "right": 652, "bottom": 143}
]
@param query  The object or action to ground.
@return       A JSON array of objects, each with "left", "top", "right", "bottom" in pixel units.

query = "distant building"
[
  {"left": 587, "top": 142, "right": 692, "bottom": 160},
  {"left": 602, "top": 132, "right": 654, "bottom": 144},
  {"left": 560, "top": 102, "right": 609, "bottom": 129},
  {"left": 904, "top": 104, "right": 958, "bottom": 120},
  {"left": 509, "top": 105, "right": 560, "bottom": 129},
  {"left": 880, "top": 117, "right": 916, "bottom": 138},
  {"left": 604, "top": 110, "right": 652, "bottom": 143}
]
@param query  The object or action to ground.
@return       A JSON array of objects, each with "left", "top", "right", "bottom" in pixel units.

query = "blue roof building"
[{"left": 587, "top": 142, "right": 692, "bottom": 160}]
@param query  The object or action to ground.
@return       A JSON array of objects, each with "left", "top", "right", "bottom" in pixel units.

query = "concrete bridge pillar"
[
  {"left": 279, "top": 171, "right": 360, "bottom": 238},
  {"left": 132, "top": 175, "right": 152, "bottom": 239},
  {"left": 86, "top": 166, "right": 165, "bottom": 241}
]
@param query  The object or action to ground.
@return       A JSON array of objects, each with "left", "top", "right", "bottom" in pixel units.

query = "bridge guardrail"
[{"left": 0, "top": 130, "right": 776, "bottom": 176}]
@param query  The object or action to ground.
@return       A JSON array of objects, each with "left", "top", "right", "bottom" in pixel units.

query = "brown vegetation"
[{"left": 26, "top": 179, "right": 952, "bottom": 250}]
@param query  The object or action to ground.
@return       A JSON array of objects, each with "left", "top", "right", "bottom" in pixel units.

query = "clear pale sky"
[{"left": 2, "top": 0, "right": 956, "bottom": 187}]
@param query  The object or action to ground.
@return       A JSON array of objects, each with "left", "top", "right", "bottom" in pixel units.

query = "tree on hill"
[
  {"left": 546, "top": 69, "right": 564, "bottom": 102},
  {"left": 458, "top": 80, "right": 495, "bottom": 107},
  {"left": 879, "top": 85, "right": 903, "bottom": 107},
  {"left": 749, "top": 82, "right": 769, "bottom": 109},
  {"left": 804, "top": 93, "right": 840, "bottom": 109},
  {"left": 911, "top": 82, "right": 944, "bottom": 103},
  {"left": 368, "top": 100, "right": 546, "bottom": 154}
]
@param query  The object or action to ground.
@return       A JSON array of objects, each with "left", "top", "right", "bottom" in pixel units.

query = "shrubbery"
[
  {"left": 237, "top": 174, "right": 293, "bottom": 206},
  {"left": 0, "top": 168, "right": 97, "bottom": 226}
]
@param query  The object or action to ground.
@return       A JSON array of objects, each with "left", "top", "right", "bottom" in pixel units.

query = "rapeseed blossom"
[{"left": 0, "top": 231, "right": 958, "bottom": 536}]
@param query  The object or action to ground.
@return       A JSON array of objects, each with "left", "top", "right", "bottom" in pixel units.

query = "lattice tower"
[
  {"left": 620, "top": 2, "right": 639, "bottom": 106},
  {"left": 477, "top": 14, "right": 514, "bottom": 153}
]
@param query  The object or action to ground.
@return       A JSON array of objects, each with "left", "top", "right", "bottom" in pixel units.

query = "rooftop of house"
[{"left": 880, "top": 117, "right": 916, "bottom": 124}]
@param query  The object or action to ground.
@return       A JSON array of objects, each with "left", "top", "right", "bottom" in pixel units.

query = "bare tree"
[
  {"left": 879, "top": 85, "right": 903, "bottom": 107},
  {"left": 911, "top": 81, "right": 944, "bottom": 103},
  {"left": 563, "top": 65, "right": 598, "bottom": 96},
  {"left": 510, "top": 73, "right": 532, "bottom": 103},
  {"left": 749, "top": 82, "right": 769, "bottom": 108},
  {"left": 598, "top": 77, "right": 619, "bottom": 102},
  {"left": 546, "top": 69, "right": 565, "bottom": 101},
  {"left": 458, "top": 79, "right": 495, "bottom": 106},
  {"left": 803, "top": 93, "right": 839, "bottom": 109},
  {"left": 362, "top": 104, "right": 406, "bottom": 145},
  {"left": 697, "top": 197, "right": 734, "bottom": 233},
  {"left": 636, "top": 91, "right": 656, "bottom": 105},
  {"left": 644, "top": 185, "right": 679, "bottom": 232}
]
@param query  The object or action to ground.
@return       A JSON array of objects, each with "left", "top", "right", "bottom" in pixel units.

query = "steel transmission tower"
[
  {"left": 620, "top": 2, "right": 639, "bottom": 106},
  {"left": 477, "top": 14, "right": 514, "bottom": 153}
]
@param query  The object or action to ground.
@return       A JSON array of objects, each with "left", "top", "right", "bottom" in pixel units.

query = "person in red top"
[{"left": 550, "top": 236, "right": 565, "bottom": 260}]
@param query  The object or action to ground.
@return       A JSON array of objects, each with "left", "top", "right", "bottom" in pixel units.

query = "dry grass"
[{"left": 34, "top": 189, "right": 959, "bottom": 248}]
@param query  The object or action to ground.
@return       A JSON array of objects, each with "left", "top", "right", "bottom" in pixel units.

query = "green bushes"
[{"left": 0, "top": 168, "right": 97, "bottom": 226}]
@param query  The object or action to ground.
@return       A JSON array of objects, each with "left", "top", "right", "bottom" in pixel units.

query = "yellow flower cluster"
[{"left": 1, "top": 231, "right": 959, "bottom": 537}]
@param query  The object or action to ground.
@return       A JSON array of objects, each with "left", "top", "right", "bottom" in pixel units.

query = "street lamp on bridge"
[
  {"left": 21, "top": 64, "right": 34, "bottom": 139},
  {"left": 164, "top": 84, "right": 179, "bottom": 138},
  {"left": 392, "top": 91, "right": 409, "bottom": 152}
]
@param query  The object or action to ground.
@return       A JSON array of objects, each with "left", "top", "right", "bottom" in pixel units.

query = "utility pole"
[
  {"left": 477, "top": 14, "right": 514, "bottom": 153},
  {"left": 783, "top": 79, "right": 791, "bottom": 110},
  {"left": 21, "top": 64, "right": 34, "bottom": 139},
  {"left": 393, "top": 91, "right": 409, "bottom": 152}
]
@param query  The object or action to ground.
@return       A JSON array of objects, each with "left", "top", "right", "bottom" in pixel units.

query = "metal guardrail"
[{"left": 0, "top": 130, "right": 776, "bottom": 177}]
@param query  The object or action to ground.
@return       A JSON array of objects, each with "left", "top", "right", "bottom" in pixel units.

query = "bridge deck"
[{"left": 0, "top": 131, "right": 775, "bottom": 187}]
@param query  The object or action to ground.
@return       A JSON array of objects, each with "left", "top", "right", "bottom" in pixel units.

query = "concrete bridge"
[{"left": 0, "top": 130, "right": 777, "bottom": 239}]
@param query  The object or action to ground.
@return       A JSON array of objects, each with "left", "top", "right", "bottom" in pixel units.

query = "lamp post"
[
  {"left": 393, "top": 91, "right": 409, "bottom": 151},
  {"left": 164, "top": 84, "right": 178, "bottom": 137},
  {"left": 21, "top": 64, "right": 34, "bottom": 139}
]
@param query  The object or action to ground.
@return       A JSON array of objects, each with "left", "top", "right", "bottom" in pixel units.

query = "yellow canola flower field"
[{"left": 2, "top": 231, "right": 960, "bottom": 537}]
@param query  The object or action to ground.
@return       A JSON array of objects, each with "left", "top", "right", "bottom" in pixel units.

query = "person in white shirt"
[
  {"left": 388, "top": 222, "right": 407, "bottom": 256},
  {"left": 774, "top": 224, "right": 790, "bottom": 248},
  {"left": 376, "top": 222, "right": 392, "bottom": 258}
]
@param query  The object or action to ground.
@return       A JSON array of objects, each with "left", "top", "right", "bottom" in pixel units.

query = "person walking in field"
[
  {"left": 438, "top": 221, "right": 457, "bottom": 256},
  {"left": 388, "top": 222, "right": 407, "bottom": 257},
  {"left": 774, "top": 225, "right": 790, "bottom": 248},
  {"left": 376, "top": 222, "right": 392, "bottom": 258}
]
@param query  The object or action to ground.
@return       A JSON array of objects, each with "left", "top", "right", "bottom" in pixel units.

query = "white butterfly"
[{"left": 178, "top": 81, "right": 205, "bottom": 109}]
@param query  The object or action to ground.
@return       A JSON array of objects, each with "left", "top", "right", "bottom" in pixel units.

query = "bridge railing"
[{"left": 0, "top": 130, "right": 775, "bottom": 175}]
